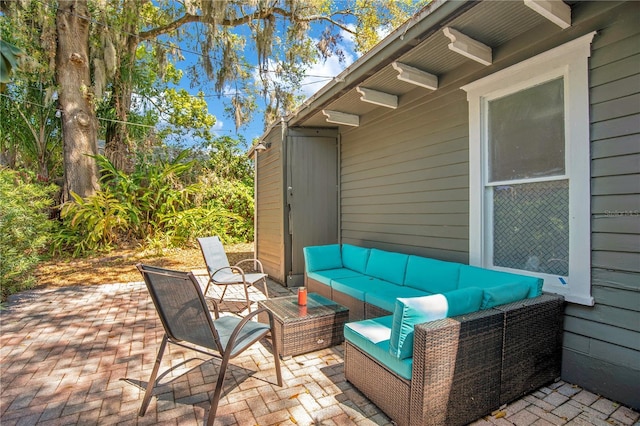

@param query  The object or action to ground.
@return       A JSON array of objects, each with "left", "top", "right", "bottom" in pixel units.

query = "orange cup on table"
[{"left": 297, "top": 287, "right": 307, "bottom": 305}]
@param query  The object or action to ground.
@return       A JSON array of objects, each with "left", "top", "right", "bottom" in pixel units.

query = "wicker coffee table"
[{"left": 257, "top": 293, "right": 349, "bottom": 358}]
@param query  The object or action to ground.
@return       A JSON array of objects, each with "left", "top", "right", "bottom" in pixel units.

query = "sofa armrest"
[
  {"left": 494, "top": 294, "right": 564, "bottom": 404},
  {"left": 410, "top": 309, "right": 504, "bottom": 426}
]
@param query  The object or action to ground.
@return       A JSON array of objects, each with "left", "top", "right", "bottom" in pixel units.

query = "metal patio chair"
[
  {"left": 136, "top": 263, "right": 282, "bottom": 426},
  {"left": 197, "top": 236, "right": 269, "bottom": 313}
]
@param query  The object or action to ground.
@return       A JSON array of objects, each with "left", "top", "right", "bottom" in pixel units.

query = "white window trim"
[{"left": 462, "top": 32, "right": 596, "bottom": 306}]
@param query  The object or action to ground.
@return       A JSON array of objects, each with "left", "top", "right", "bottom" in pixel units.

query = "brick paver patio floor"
[{"left": 1, "top": 278, "right": 638, "bottom": 425}]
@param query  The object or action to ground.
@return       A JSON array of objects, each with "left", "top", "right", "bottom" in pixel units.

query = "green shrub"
[
  {"left": 205, "top": 179, "right": 255, "bottom": 242},
  {"left": 52, "top": 190, "right": 129, "bottom": 256},
  {"left": 53, "top": 145, "right": 256, "bottom": 256},
  {"left": 53, "top": 151, "right": 250, "bottom": 254},
  {"left": 0, "top": 168, "right": 57, "bottom": 302}
]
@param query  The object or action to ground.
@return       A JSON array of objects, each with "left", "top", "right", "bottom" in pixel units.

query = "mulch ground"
[{"left": 34, "top": 243, "right": 255, "bottom": 288}]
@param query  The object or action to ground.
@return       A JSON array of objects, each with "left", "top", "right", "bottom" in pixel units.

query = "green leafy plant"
[
  {"left": 0, "top": 168, "right": 57, "bottom": 302},
  {"left": 55, "top": 190, "right": 129, "bottom": 256},
  {"left": 54, "top": 150, "right": 243, "bottom": 255}
]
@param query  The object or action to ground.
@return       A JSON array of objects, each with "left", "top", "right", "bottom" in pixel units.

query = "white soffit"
[
  {"left": 391, "top": 62, "right": 439, "bottom": 90},
  {"left": 356, "top": 87, "right": 398, "bottom": 109},
  {"left": 322, "top": 110, "right": 360, "bottom": 127},
  {"left": 524, "top": 0, "right": 571, "bottom": 29},
  {"left": 443, "top": 27, "right": 492, "bottom": 66}
]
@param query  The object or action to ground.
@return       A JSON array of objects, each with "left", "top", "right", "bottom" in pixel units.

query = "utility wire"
[{"left": 0, "top": 92, "right": 236, "bottom": 131}]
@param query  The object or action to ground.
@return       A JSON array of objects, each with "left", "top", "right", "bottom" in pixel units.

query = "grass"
[{"left": 34, "top": 243, "right": 255, "bottom": 288}]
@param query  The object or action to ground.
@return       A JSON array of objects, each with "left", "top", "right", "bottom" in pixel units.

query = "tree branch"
[{"left": 137, "top": 6, "right": 356, "bottom": 41}]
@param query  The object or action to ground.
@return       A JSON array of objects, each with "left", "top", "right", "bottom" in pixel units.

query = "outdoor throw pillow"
[
  {"left": 443, "top": 287, "right": 483, "bottom": 317},
  {"left": 481, "top": 282, "right": 530, "bottom": 309},
  {"left": 389, "top": 294, "right": 448, "bottom": 359}
]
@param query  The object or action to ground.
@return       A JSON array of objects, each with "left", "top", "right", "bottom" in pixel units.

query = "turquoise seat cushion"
[
  {"left": 481, "top": 282, "right": 531, "bottom": 309},
  {"left": 342, "top": 244, "right": 371, "bottom": 273},
  {"left": 389, "top": 294, "right": 449, "bottom": 359},
  {"left": 458, "top": 265, "right": 543, "bottom": 298},
  {"left": 404, "top": 256, "right": 461, "bottom": 293},
  {"left": 331, "top": 276, "right": 392, "bottom": 301},
  {"left": 365, "top": 249, "right": 409, "bottom": 285},
  {"left": 307, "top": 269, "right": 364, "bottom": 286},
  {"left": 303, "top": 244, "right": 343, "bottom": 272},
  {"left": 344, "top": 315, "right": 413, "bottom": 380},
  {"left": 443, "top": 287, "right": 483, "bottom": 317},
  {"left": 365, "top": 286, "right": 430, "bottom": 313}
]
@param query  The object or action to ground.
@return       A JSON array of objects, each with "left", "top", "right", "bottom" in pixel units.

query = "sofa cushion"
[
  {"left": 303, "top": 244, "right": 343, "bottom": 272},
  {"left": 365, "top": 249, "right": 409, "bottom": 285},
  {"left": 342, "top": 244, "right": 371, "bottom": 274},
  {"left": 307, "top": 269, "right": 364, "bottom": 286},
  {"left": 364, "top": 286, "right": 430, "bottom": 313},
  {"left": 389, "top": 294, "right": 449, "bottom": 359},
  {"left": 344, "top": 315, "right": 413, "bottom": 380},
  {"left": 481, "top": 282, "right": 530, "bottom": 309},
  {"left": 331, "top": 276, "right": 391, "bottom": 301},
  {"left": 404, "top": 256, "right": 461, "bottom": 293},
  {"left": 458, "top": 265, "right": 543, "bottom": 298},
  {"left": 443, "top": 287, "right": 484, "bottom": 317}
]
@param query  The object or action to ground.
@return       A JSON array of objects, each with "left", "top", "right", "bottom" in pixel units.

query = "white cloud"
[
  {"left": 211, "top": 119, "right": 224, "bottom": 135},
  {"left": 340, "top": 24, "right": 357, "bottom": 53}
]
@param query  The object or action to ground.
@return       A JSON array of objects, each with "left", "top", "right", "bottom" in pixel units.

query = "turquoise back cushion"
[
  {"left": 458, "top": 265, "right": 543, "bottom": 298},
  {"left": 365, "top": 249, "right": 409, "bottom": 285},
  {"left": 443, "top": 287, "right": 483, "bottom": 317},
  {"left": 389, "top": 294, "right": 448, "bottom": 359},
  {"left": 303, "top": 244, "right": 342, "bottom": 272},
  {"left": 404, "top": 256, "right": 461, "bottom": 293},
  {"left": 342, "top": 244, "right": 371, "bottom": 273},
  {"left": 481, "top": 282, "right": 530, "bottom": 309}
]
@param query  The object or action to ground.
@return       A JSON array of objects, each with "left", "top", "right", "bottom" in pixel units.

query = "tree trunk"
[
  {"left": 104, "top": 91, "right": 132, "bottom": 172},
  {"left": 103, "top": 4, "right": 139, "bottom": 173},
  {"left": 55, "top": 0, "right": 99, "bottom": 202}
]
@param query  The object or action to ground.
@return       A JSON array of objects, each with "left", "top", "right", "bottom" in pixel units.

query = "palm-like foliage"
[{"left": 53, "top": 150, "right": 244, "bottom": 255}]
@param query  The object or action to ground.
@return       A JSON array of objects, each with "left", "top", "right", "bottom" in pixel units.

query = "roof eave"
[{"left": 285, "top": 0, "right": 475, "bottom": 128}]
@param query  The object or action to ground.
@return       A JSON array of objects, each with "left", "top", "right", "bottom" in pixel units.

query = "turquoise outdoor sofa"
[{"left": 303, "top": 243, "right": 564, "bottom": 426}]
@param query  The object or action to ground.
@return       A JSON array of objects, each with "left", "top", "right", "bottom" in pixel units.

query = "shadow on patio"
[{"left": 1, "top": 279, "right": 638, "bottom": 425}]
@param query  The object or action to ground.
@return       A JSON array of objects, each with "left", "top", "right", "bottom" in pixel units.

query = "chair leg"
[
  {"left": 139, "top": 334, "right": 168, "bottom": 417},
  {"left": 243, "top": 283, "right": 252, "bottom": 313},
  {"left": 206, "top": 354, "right": 231, "bottom": 426},
  {"left": 218, "top": 284, "right": 228, "bottom": 304},
  {"left": 262, "top": 277, "right": 269, "bottom": 299},
  {"left": 268, "top": 317, "right": 283, "bottom": 387},
  {"left": 204, "top": 277, "right": 213, "bottom": 296}
]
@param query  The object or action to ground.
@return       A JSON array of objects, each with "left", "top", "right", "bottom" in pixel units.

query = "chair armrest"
[
  {"left": 234, "top": 258, "right": 265, "bottom": 273},
  {"left": 410, "top": 308, "right": 504, "bottom": 426},
  {"left": 225, "top": 307, "right": 274, "bottom": 354},
  {"left": 211, "top": 265, "right": 245, "bottom": 281}
]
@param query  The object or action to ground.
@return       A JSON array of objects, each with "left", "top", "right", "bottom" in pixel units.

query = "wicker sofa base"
[
  {"left": 365, "top": 302, "right": 392, "bottom": 319},
  {"left": 496, "top": 294, "right": 564, "bottom": 404},
  {"left": 345, "top": 342, "right": 411, "bottom": 426},
  {"left": 410, "top": 309, "right": 504, "bottom": 426},
  {"left": 306, "top": 276, "right": 332, "bottom": 300},
  {"left": 344, "top": 295, "right": 564, "bottom": 426},
  {"left": 332, "top": 289, "right": 365, "bottom": 321}
]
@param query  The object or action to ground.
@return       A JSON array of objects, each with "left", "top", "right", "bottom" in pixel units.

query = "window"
[{"left": 462, "top": 32, "right": 596, "bottom": 305}]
